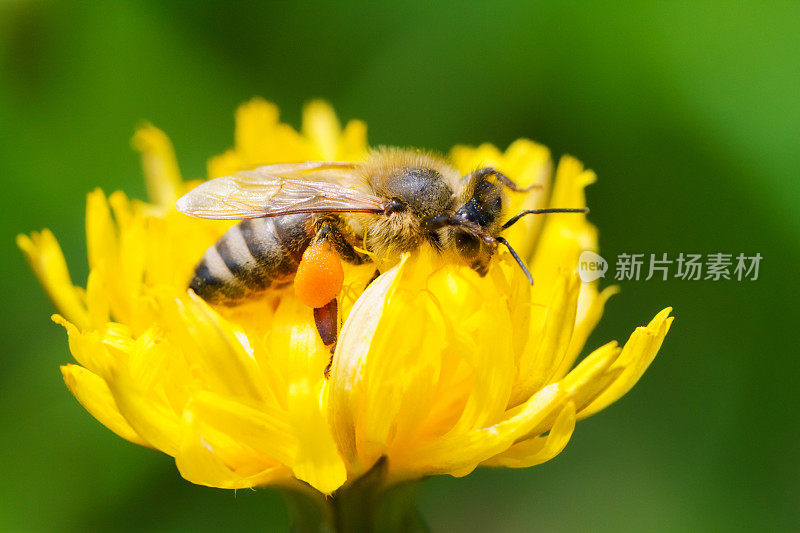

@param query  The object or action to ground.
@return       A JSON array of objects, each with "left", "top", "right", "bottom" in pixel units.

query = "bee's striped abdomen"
[{"left": 189, "top": 213, "right": 314, "bottom": 304}]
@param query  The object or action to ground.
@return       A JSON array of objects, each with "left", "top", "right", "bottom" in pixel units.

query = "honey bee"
[{"left": 176, "top": 148, "right": 586, "bottom": 350}]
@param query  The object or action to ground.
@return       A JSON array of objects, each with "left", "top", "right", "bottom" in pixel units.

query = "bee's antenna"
[
  {"left": 495, "top": 237, "right": 533, "bottom": 285},
  {"left": 501, "top": 207, "right": 589, "bottom": 230}
]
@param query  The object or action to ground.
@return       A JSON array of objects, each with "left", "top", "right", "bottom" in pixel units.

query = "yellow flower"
[{"left": 18, "top": 99, "right": 672, "bottom": 496}]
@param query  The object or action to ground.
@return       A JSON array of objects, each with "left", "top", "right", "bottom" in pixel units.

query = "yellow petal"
[
  {"left": 302, "top": 100, "right": 341, "bottom": 160},
  {"left": 529, "top": 156, "right": 597, "bottom": 296},
  {"left": 85, "top": 189, "right": 117, "bottom": 273},
  {"left": 560, "top": 341, "right": 623, "bottom": 412},
  {"left": 503, "top": 139, "right": 551, "bottom": 189},
  {"left": 131, "top": 123, "right": 183, "bottom": 208},
  {"left": 185, "top": 388, "right": 346, "bottom": 494},
  {"left": 353, "top": 262, "right": 450, "bottom": 469},
  {"left": 554, "top": 285, "right": 619, "bottom": 381},
  {"left": 287, "top": 380, "right": 347, "bottom": 494},
  {"left": 102, "top": 360, "right": 183, "bottom": 456},
  {"left": 247, "top": 294, "right": 345, "bottom": 494},
  {"left": 176, "top": 406, "right": 291, "bottom": 489},
  {"left": 259, "top": 296, "right": 348, "bottom": 492},
  {"left": 125, "top": 326, "right": 192, "bottom": 411},
  {"left": 85, "top": 320, "right": 182, "bottom": 457},
  {"left": 184, "top": 391, "right": 297, "bottom": 467},
  {"left": 497, "top": 140, "right": 553, "bottom": 259},
  {"left": 395, "top": 384, "right": 565, "bottom": 478},
  {"left": 85, "top": 267, "right": 111, "bottom": 329},
  {"left": 510, "top": 272, "right": 579, "bottom": 407},
  {"left": 175, "top": 438, "right": 288, "bottom": 490},
  {"left": 549, "top": 155, "right": 595, "bottom": 212},
  {"left": 491, "top": 254, "right": 533, "bottom": 356},
  {"left": 233, "top": 97, "right": 311, "bottom": 166},
  {"left": 17, "top": 231, "right": 89, "bottom": 330},
  {"left": 328, "top": 261, "right": 404, "bottom": 469},
  {"left": 433, "top": 266, "right": 515, "bottom": 434},
  {"left": 482, "top": 401, "right": 576, "bottom": 468},
  {"left": 235, "top": 98, "right": 281, "bottom": 162},
  {"left": 52, "top": 314, "right": 121, "bottom": 375},
  {"left": 207, "top": 149, "right": 245, "bottom": 180},
  {"left": 449, "top": 142, "right": 504, "bottom": 173},
  {"left": 61, "top": 364, "right": 148, "bottom": 446},
  {"left": 338, "top": 119, "right": 369, "bottom": 161},
  {"left": 266, "top": 295, "right": 330, "bottom": 390},
  {"left": 158, "top": 292, "right": 269, "bottom": 403},
  {"left": 579, "top": 308, "right": 674, "bottom": 419},
  {"left": 144, "top": 208, "right": 229, "bottom": 288},
  {"left": 109, "top": 192, "right": 146, "bottom": 289}
]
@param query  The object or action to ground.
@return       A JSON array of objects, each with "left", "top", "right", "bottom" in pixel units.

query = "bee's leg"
[
  {"left": 463, "top": 167, "right": 542, "bottom": 193},
  {"left": 313, "top": 297, "right": 338, "bottom": 346},
  {"left": 307, "top": 218, "right": 367, "bottom": 377},
  {"left": 314, "top": 297, "right": 338, "bottom": 379},
  {"left": 366, "top": 268, "right": 381, "bottom": 287},
  {"left": 313, "top": 216, "right": 371, "bottom": 265},
  {"left": 324, "top": 347, "right": 335, "bottom": 380}
]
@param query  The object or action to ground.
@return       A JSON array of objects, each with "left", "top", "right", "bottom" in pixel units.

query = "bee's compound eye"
[{"left": 383, "top": 199, "right": 405, "bottom": 215}]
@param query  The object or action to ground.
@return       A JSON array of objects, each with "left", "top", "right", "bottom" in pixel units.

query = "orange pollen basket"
[{"left": 294, "top": 241, "right": 345, "bottom": 308}]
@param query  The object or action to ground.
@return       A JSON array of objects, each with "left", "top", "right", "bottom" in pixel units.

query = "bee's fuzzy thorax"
[
  {"left": 355, "top": 148, "right": 463, "bottom": 258},
  {"left": 356, "top": 147, "right": 462, "bottom": 193}
]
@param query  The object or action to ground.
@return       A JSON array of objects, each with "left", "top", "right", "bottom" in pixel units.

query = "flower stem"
[{"left": 281, "top": 459, "right": 429, "bottom": 533}]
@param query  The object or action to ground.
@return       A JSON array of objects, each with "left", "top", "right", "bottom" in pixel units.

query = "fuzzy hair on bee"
[{"left": 352, "top": 148, "right": 461, "bottom": 259}]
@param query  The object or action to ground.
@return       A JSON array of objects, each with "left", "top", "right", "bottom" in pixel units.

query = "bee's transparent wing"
[
  {"left": 176, "top": 162, "right": 386, "bottom": 220},
  {"left": 241, "top": 161, "right": 355, "bottom": 178}
]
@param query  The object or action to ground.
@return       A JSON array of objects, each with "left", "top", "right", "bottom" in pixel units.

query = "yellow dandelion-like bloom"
[{"left": 19, "top": 99, "right": 672, "bottom": 523}]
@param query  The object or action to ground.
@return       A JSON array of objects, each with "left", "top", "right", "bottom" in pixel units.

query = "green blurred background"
[{"left": 2, "top": 1, "right": 798, "bottom": 531}]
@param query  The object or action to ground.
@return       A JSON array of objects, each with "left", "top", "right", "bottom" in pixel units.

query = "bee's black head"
[{"left": 452, "top": 178, "right": 505, "bottom": 233}]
